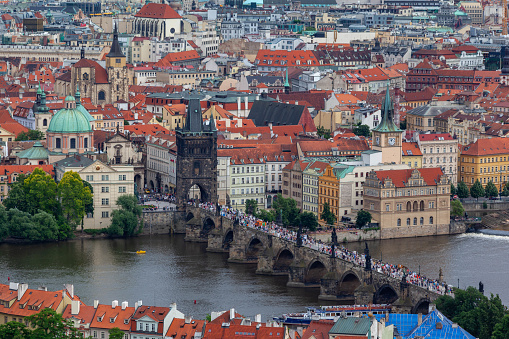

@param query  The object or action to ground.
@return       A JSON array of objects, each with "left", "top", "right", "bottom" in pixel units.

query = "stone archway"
[
  {"left": 187, "top": 183, "right": 208, "bottom": 203},
  {"left": 305, "top": 260, "right": 327, "bottom": 285},
  {"left": 202, "top": 217, "right": 215, "bottom": 237},
  {"left": 246, "top": 238, "right": 263, "bottom": 261},
  {"left": 223, "top": 230, "right": 234, "bottom": 250},
  {"left": 337, "top": 271, "right": 361, "bottom": 298},
  {"left": 374, "top": 284, "right": 399, "bottom": 304},
  {"left": 186, "top": 212, "right": 195, "bottom": 222},
  {"left": 273, "top": 249, "right": 294, "bottom": 272},
  {"left": 412, "top": 298, "right": 430, "bottom": 315}
]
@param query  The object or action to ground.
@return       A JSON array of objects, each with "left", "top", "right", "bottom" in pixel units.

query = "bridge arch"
[
  {"left": 273, "top": 248, "right": 294, "bottom": 272},
  {"left": 374, "top": 284, "right": 399, "bottom": 304},
  {"left": 246, "top": 237, "right": 264, "bottom": 261},
  {"left": 186, "top": 212, "right": 195, "bottom": 222},
  {"left": 412, "top": 298, "right": 431, "bottom": 315},
  {"left": 202, "top": 217, "right": 215, "bottom": 237},
  {"left": 337, "top": 271, "right": 361, "bottom": 297},
  {"left": 223, "top": 229, "right": 234, "bottom": 250},
  {"left": 305, "top": 259, "right": 327, "bottom": 285}
]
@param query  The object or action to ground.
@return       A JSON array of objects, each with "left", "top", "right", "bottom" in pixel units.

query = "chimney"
[
  {"left": 71, "top": 300, "right": 80, "bottom": 315},
  {"left": 138, "top": 300, "right": 143, "bottom": 307},
  {"left": 226, "top": 119, "right": 230, "bottom": 128},
  {"left": 135, "top": 302, "right": 138, "bottom": 309},
  {"left": 134, "top": 112, "right": 138, "bottom": 120},
  {"left": 418, "top": 313, "right": 422, "bottom": 326},
  {"left": 122, "top": 301, "right": 128, "bottom": 310},
  {"left": 237, "top": 97, "right": 241, "bottom": 113},
  {"left": 112, "top": 300, "right": 118, "bottom": 308},
  {"left": 244, "top": 96, "right": 248, "bottom": 111},
  {"left": 230, "top": 308, "right": 235, "bottom": 320},
  {"left": 94, "top": 300, "right": 99, "bottom": 309},
  {"left": 185, "top": 316, "right": 192, "bottom": 324},
  {"left": 64, "top": 284, "right": 74, "bottom": 298},
  {"left": 17, "top": 283, "right": 28, "bottom": 301},
  {"left": 9, "top": 282, "right": 18, "bottom": 290},
  {"left": 170, "top": 302, "right": 176, "bottom": 310},
  {"left": 255, "top": 314, "right": 262, "bottom": 323}
]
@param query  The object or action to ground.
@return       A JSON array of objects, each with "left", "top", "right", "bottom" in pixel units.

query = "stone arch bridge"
[{"left": 183, "top": 207, "right": 441, "bottom": 314}]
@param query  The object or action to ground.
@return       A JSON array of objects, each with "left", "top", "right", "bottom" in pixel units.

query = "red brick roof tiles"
[
  {"left": 134, "top": 3, "right": 182, "bottom": 19},
  {"left": 376, "top": 168, "right": 444, "bottom": 188},
  {"left": 72, "top": 59, "right": 109, "bottom": 84}
]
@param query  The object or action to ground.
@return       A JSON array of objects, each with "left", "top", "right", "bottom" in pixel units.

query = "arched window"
[
  {"left": 429, "top": 216, "right": 434, "bottom": 224},
  {"left": 420, "top": 217, "right": 424, "bottom": 225},
  {"left": 84, "top": 138, "right": 88, "bottom": 148},
  {"left": 406, "top": 218, "right": 410, "bottom": 226},
  {"left": 397, "top": 218, "right": 401, "bottom": 226},
  {"left": 413, "top": 217, "right": 417, "bottom": 225},
  {"left": 83, "top": 73, "right": 89, "bottom": 80},
  {"left": 70, "top": 138, "right": 76, "bottom": 149},
  {"left": 98, "top": 90, "right": 106, "bottom": 101},
  {"left": 43, "top": 119, "right": 47, "bottom": 126},
  {"left": 193, "top": 161, "right": 201, "bottom": 176},
  {"left": 413, "top": 201, "right": 418, "bottom": 211},
  {"left": 420, "top": 201, "right": 424, "bottom": 211},
  {"left": 55, "top": 138, "right": 61, "bottom": 149},
  {"left": 406, "top": 201, "right": 411, "bottom": 212}
]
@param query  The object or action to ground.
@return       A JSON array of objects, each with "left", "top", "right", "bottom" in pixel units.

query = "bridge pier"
[{"left": 287, "top": 262, "right": 308, "bottom": 288}]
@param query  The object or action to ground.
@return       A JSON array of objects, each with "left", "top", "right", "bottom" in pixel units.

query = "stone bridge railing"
[{"left": 182, "top": 206, "right": 449, "bottom": 314}]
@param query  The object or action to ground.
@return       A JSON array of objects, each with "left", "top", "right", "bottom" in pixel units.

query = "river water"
[{"left": 0, "top": 233, "right": 506, "bottom": 320}]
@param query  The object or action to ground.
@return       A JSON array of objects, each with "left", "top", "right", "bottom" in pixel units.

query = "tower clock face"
[
  {"left": 375, "top": 136, "right": 380, "bottom": 145},
  {"left": 388, "top": 137, "right": 396, "bottom": 146}
]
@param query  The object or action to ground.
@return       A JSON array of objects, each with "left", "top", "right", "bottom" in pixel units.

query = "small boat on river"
[{"left": 136, "top": 250, "right": 146, "bottom": 254}]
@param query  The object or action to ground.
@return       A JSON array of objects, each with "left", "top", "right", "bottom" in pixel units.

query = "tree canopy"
[
  {"left": 470, "top": 180, "right": 485, "bottom": 200},
  {"left": 353, "top": 124, "right": 371, "bottom": 137},
  {"left": 450, "top": 200, "right": 465, "bottom": 218},
  {"left": 457, "top": 181, "right": 470, "bottom": 199},
  {"left": 57, "top": 171, "right": 93, "bottom": 229},
  {"left": 245, "top": 199, "right": 257, "bottom": 215},
  {"left": 320, "top": 202, "right": 336, "bottom": 225},
  {"left": 271, "top": 194, "right": 300, "bottom": 227},
  {"left": 355, "top": 210, "right": 372, "bottom": 228},
  {"left": 485, "top": 181, "right": 498, "bottom": 198},
  {"left": 107, "top": 195, "right": 143, "bottom": 237},
  {"left": 15, "top": 130, "right": 44, "bottom": 141},
  {"left": 317, "top": 126, "right": 332, "bottom": 139}
]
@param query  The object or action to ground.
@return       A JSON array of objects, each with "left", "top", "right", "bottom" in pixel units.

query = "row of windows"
[
  {"left": 231, "top": 198, "right": 264, "bottom": 205},
  {"left": 232, "top": 177, "right": 264, "bottom": 185},
  {"left": 462, "top": 156, "right": 509, "bottom": 164},
  {"left": 85, "top": 175, "right": 127, "bottom": 182},
  {"left": 397, "top": 217, "right": 434, "bottom": 226},
  {"left": 232, "top": 188, "right": 263, "bottom": 195},
  {"left": 100, "top": 186, "right": 127, "bottom": 193}
]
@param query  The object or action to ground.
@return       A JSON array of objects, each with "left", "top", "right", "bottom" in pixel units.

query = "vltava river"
[{"left": 0, "top": 233, "right": 506, "bottom": 319}]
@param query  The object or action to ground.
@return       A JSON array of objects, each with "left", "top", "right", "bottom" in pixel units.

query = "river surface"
[{"left": 0, "top": 233, "right": 507, "bottom": 320}]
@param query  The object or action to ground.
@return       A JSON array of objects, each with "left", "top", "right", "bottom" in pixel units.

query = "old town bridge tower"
[{"left": 176, "top": 98, "right": 218, "bottom": 209}]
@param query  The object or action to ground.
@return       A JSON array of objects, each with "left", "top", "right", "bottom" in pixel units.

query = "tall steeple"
[
  {"left": 35, "top": 83, "right": 49, "bottom": 114},
  {"left": 105, "top": 22, "right": 126, "bottom": 68},
  {"left": 184, "top": 98, "right": 204, "bottom": 133},
  {"left": 372, "top": 83, "right": 402, "bottom": 133},
  {"left": 75, "top": 83, "right": 81, "bottom": 106}
]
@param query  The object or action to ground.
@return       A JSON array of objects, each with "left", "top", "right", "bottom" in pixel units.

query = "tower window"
[
  {"left": 70, "top": 138, "right": 76, "bottom": 149},
  {"left": 43, "top": 119, "right": 47, "bottom": 126},
  {"left": 116, "top": 59, "right": 121, "bottom": 63},
  {"left": 98, "top": 91, "right": 105, "bottom": 101},
  {"left": 56, "top": 138, "right": 61, "bottom": 148}
]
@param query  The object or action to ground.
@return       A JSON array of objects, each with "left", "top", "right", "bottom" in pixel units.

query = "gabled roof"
[
  {"left": 135, "top": 3, "right": 182, "bottom": 19},
  {"left": 418, "top": 133, "right": 453, "bottom": 141},
  {"left": 329, "top": 317, "right": 371, "bottom": 335},
  {"left": 72, "top": 59, "right": 109, "bottom": 84},
  {"left": 461, "top": 137, "right": 509, "bottom": 156},
  {"left": 166, "top": 318, "right": 206, "bottom": 339},
  {"left": 90, "top": 304, "right": 135, "bottom": 331},
  {"left": 301, "top": 320, "right": 335, "bottom": 339},
  {"left": 402, "top": 142, "right": 422, "bottom": 156},
  {"left": 375, "top": 168, "right": 445, "bottom": 188}
]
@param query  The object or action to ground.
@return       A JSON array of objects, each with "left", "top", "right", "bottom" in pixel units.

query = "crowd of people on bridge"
[{"left": 194, "top": 202, "right": 453, "bottom": 297}]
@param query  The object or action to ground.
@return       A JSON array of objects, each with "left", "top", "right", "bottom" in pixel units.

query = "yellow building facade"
[
  {"left": 459, "top": 137, "right": 509, "bottom": 190},
  {"left": 318, "top": 164, "right": 341, "bottom": 225}
]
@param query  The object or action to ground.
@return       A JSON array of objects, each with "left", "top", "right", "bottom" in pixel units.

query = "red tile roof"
[
  {"left": 375, "top": 168, "right": 445, "bottom": 187},
  {"left": 255, "top": 50, "right": 319, "bottom": 67},
  {"left": 134, "top": 3, "right": 182, "bottom": 19},
  {"left": 461, "top": 137, "right": 509, "bottom": 156},
  {"left": 90, "top": 304, "right": 135, "bottom": 331},
  {"left": 72, "top": 59, "right": 109, "bottom": 84},
  {"left": 418, "top": 133, "right": 453, "bottom": 141},
  {"left": 402, "top": 142, "right": 422, "bottom": 156},
  {"left": 155, "top": 50, "right": 201, "bottom": 67},
  {"left": 0, "top": 165, "right": 54, "bottom": 182},
  {"left": 166, "top": 318, "right": 205, "bottom": 339},
  {"left": 301, "top": 320, "right": 335, "bottom": 339}
]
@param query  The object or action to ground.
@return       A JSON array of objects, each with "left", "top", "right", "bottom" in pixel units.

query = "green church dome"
[{"left": 47, "top": 96, "right": 92, "bottom": 134}]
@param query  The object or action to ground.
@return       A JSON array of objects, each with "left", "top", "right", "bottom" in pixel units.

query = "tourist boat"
[
  {"left": 274, "top": 304, "right": 392, "bottom": 325},
  {"left": 136, "top": 250, "right": 146, "bottom": 254}
]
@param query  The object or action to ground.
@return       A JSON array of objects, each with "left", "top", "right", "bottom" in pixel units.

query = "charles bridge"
[{"left": 153, "top": 206, "right": 444, "bottom": 314}]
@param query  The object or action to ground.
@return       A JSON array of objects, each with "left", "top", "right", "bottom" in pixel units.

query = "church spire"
[
  {"left": 372, "top": 82, "right": 401, "bottom": 133},
  {"left": 284, "top": 67, "right": 290, "bottom": 94},
  {"left": 106, "top": 22, "right": 125, "bottom": 59},
  {"left": 75, "top": 83, "right": 81, "bottom": 107}
]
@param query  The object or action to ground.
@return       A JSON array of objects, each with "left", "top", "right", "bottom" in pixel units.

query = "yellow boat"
[{"left": 136, "top": 250, "right": 146, "bottom": 254}]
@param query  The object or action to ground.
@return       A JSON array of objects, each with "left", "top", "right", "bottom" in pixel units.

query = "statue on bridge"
[
  {"left": 364, "top": 242, "right": 371, "bottom": 271},
  {"left": 331, "top": 227, "right": 338, "bottom": 258},
  {"left": 479, "top": 281, "right": 484, "bottom": 294},
  {"left": 296, "top": 222, "right": 303, "bottom": 247}
]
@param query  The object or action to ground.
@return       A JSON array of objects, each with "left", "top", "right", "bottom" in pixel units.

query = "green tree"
[
  {"left": 457, "top": 181, "right": 470, "bottom": 199},
  {"left": 355, "top": 210, "right": 372, "bottom": 228},
  {"left": 317, "top": 126, "right": 331, "bottom": 139},
  {"left": 450, "top": 199, "right": 465, "bottom": 218},
  {"left": 450, "top": 183, "right": 457, "bottom": 197},
  {"left": 23, "top": 168, "right": 59, "bottom": 215},
  {"left": 295, "top": 211, "right": 318, "bottom": 231},
  {"left": 320, "top": 202, "right": 336, "bottom": 225},
  {"left": 256, "top": 209, "right": 275, "bottom": 222},
  {"left": 271, "top": 194, "right": 299, "bottom": 227},
  {"left": 502, "top": 187, "right": 509, "bottom": 197},
  {"left": 435, "top": 286, "right": 505, "bottom": 339},
  {"left": 305, "top": 26, "right": 315, "bottom": 31},
  {"left": 107, "top": 195, "right": 143, "bottom": 237},
  {"left": 3, "top": 174, "right": 29, "bottom": 212},
  {"left": 57, "top": 171, "right": 93, "bottom": 229},
  {"left": 245, "top": 199, "right": 257, "bottom": 215},
  {"left": 31, "top": 211, "right": 60, "bottom": 241},
  {"left": 26, "top": 308, "right": 82, "bottom": 338},
  {"left": 0, "top": 205, "right": 8, "bottom": 241},
  {"left": 492, "top": 314, "right": 509, "bottom": 339},
  {"left": 470, "top": 180, "right": 485, "bottom": 200},
  {"left": 353, "top": 124, "right": 371, "bottom": 137},
  {"left": 485, "top": 181, "right": 498, "bottom": 198},
  {"left": 0, "top": 321, "right": 32, "bottom": 339},
  {"left": 83, "top": 180, "right": 94, "bottom": 217},
  {"left": 15, "top": 130, "right": 44, "bottom": 141},
  {"left": 7, "top": 209, "right": 35, "bottom": 239},
  {"left": 109, "top": 327, "right": 125, "bottom": 339}
]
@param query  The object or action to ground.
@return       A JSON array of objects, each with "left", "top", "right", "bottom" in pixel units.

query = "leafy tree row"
[
  {"left": 1, "top": 169, "right": 93, "bottom": 242},
  {"left": 246, "top": 195, "right": 319, "bottom": 231},
  {"left": 0, "top": 308, "right": 125, "bottom": 339},
  {"left": 15, "top": 130, "right": 45, "bottom": 141},
  {"left": 451, "top": 180, "right": 500, "bottom": 199},
  {"left": 435, "top": 286, "right": 508, "bottom": 339}
]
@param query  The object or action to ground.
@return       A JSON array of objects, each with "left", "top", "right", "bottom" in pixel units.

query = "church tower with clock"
[{"left": 372, "top": 85, "right": 403, "bottom": 164}]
